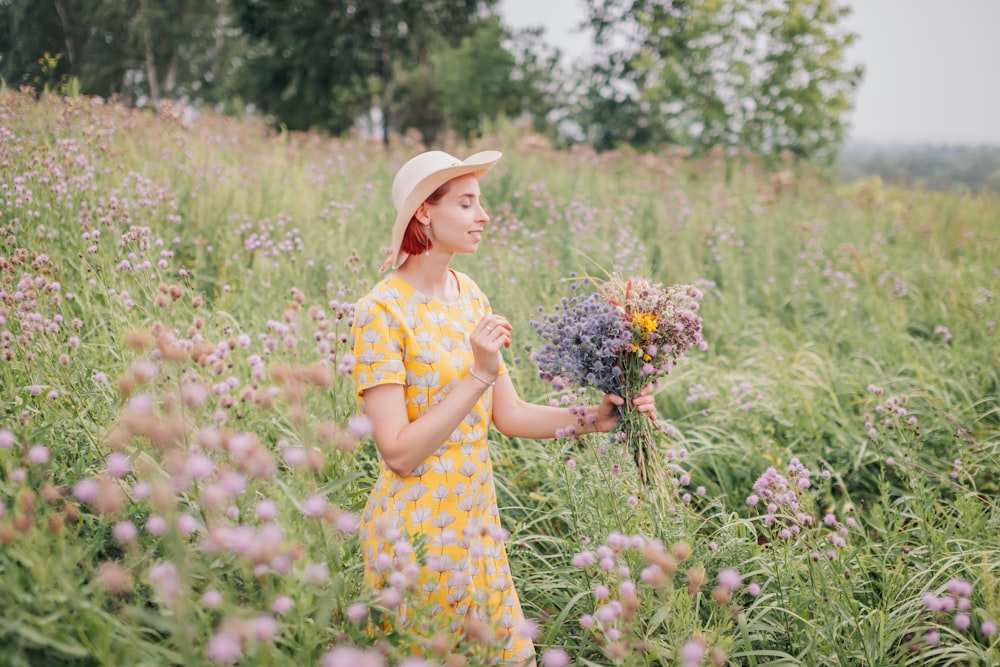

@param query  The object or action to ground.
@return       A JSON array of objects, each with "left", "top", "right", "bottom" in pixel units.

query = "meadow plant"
[{"left": 1, "top": 90, "right": 999, "bottom": 665}]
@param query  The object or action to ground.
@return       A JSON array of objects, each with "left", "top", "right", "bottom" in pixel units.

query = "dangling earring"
[{"left": 423, "top": 223, "right": 431, "bottom": 256}]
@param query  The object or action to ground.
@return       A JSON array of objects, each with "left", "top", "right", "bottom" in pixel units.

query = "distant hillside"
[{"left": 838, "top": 142, "right": 1000, "bottom": 193}]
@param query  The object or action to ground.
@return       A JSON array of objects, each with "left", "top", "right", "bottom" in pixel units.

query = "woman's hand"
[
  {"left": 470, "top": 314, "right": 512, "bottom": 381},
  {"left": 590, "top": 384, "right": 657, "bottom": 433}
]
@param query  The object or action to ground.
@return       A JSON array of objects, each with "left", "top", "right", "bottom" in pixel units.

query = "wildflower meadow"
[{"left": 1, "top": 90, "right": 998, "bottom": 666}]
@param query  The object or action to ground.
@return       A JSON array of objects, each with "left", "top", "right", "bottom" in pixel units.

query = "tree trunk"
[
  {"left": 53, "top": 1, "right": 75, "bottom": 68},
  {"left": 139, "top": 0, "right": 160, "bottom": 107}
]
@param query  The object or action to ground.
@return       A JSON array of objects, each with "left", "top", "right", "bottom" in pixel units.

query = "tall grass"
[{"left": 0, "top": 90, "right": 997, "bottom": 666}]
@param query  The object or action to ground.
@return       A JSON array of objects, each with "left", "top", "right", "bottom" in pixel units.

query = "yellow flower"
[{"left": 632, "top": 312, "right": 658, "bottom": 336}]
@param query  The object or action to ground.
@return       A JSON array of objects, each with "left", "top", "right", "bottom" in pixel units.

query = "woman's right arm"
[
  {"left": 362, "top": 377, "right": 492, "bottom": 477},
  {"left": 361, "top": 313, "right": 509, "bottom": 477}
]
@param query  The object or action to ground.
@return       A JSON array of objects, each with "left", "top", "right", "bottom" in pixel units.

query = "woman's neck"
[{"left": 394, "top": 255, "right": 459, "bottom": 302}]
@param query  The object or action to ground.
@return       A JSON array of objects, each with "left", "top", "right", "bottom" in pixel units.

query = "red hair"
[
  {"left": 399, "top": 179, "right": 453, "bottom": 257},
  {"left": 400, "top": 217, "right": 431, "bottom": 256}
]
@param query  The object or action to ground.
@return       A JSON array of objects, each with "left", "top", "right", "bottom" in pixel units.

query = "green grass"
[{"left": 0, "top": 89, "right": 998, "bottom": 666}]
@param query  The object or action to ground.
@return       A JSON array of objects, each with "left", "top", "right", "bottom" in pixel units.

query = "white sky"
[{"left": 499, "top": 0, "right": 1000, "bottom": 146}]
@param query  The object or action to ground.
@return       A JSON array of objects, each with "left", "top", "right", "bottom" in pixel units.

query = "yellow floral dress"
[{"left": 351, "top": 270, "right": 533, "bottom": 663}]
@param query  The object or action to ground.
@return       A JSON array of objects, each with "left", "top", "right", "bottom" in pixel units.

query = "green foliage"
[
  {"left": 574, "top": 0, "right": 863, "bottom": 162},
  {"left": 432, "top": 18, "right": 525, "bottom": 141},
  {"left": 0, "top": 90, "right": 999, "bottom": 665},
  {"left": 0, "top": 0, "right": 239, "bottom": 106}
]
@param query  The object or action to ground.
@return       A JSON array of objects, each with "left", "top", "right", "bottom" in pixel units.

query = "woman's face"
[{"left": 421, "top": 174, "right": 490, "bottom": 257}]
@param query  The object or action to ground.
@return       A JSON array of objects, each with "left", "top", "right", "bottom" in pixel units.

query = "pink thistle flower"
[
  {"left": 982, "top": 620, "right": 997, "bottom": 636},
  {"left": 27, "top": 445, "right": 50, "bottom": 465},
  {"left": 282, "top": 447, "right": 307, "bottom": 467},
  {"left": 322, "top": 647, "right": 384, "bottom": 667},
  {"left": 717, "top": 568, "right": 741, "bottom": 590},
  {"left": 185, "top": 453, "right": 215, "bottom": 479},
  {"left": 113, "top": 521, "right": 138, "bottom": 543},
  {"left": 946, "top": 578, "right": 972, "bottom": 598},
  {"left": 145, "top": 515, "right": 167, "bottom": 536},
  {"left": 925, "top": 629, "right": 940, "bottom": 645},
  {"left": 304, "top": 562, "right": 329, "bottom": 585},
  {"left": 334, "top": 510, "right": 359, "bottom": 534},
  {"left": 201, "top": 589, "right": 223, "bottom": 608},
  {"left": 347, "top": 415, "right": 372, "bottom": 439},
  {"left": 954, "top": 613, "right": 971, "bottom": 631},
  {"left": 128, "top": 393, "right": 154, "bottom": 414},
  {"left": 250, "top": 615, "right": 278, "bottom": 642},
  {"left": 0, "top": 429, "right": 15, "bottom": 449},
  {"left": 218, "top": 471, "right": 246, "bottom": 496},
  {"left": 747, "top": 581, "right": 761, "bottom": 596},
  {"left": 680, "top": 638, "right": 706, "bottom": 665},
  {"left": 177, "top": 514, "right": 199, "bottom": 536},
  {"left": 302, "top": 495, "right": 327, "bottom": 518},
  {"left": 147, "top": 561, "right": 180, "bottom": 601},
  {"left": 346, "top": 602, "right": 368, "bottom": 623},
  {"left": 255, "top": 499, "right": 278, "bottom": 521},
  {"left": 73, "top": 478, "right": 100, "bottom": 503},
  {"left": 594, "top": 603, "right": 618, "bottom": 624},
  {"left": 205, "top": 630, "right": 243, "bottom": 664},
  {"left": 105, "top": 453, "right": 131, "bottom": 478},
  {"left": 541, "top": 648, "right": 570, "bottom": 667},
  {"left": 271, "top": 596, "right": 294, "bottom": 615}
]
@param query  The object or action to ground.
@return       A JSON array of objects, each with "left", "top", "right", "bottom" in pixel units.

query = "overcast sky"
[{"left": 499, "top": 0, "right": 1000, "bottom": 147}]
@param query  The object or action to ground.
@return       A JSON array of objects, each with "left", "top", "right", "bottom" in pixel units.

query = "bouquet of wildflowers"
[{"left": 530, "top": 274, "right": 706, "bottom": 487}]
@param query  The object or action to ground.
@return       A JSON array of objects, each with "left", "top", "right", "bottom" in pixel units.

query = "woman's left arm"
[{"left": 490, "top": 375, "right": 656, "bottom": 439}]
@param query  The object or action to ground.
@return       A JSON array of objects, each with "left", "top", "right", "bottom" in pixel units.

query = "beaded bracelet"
[{"left": 469, "top": 369, "right": 496, "bottom": 387}]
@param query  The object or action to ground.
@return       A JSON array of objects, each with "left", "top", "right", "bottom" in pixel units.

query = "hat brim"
[{"left": 383, "top": 150, "right": 502, "bottom": 272}]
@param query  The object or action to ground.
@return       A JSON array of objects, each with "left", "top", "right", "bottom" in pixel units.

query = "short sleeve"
[{"left": 350, "top": 295, "right": 407, "bottom": 401}]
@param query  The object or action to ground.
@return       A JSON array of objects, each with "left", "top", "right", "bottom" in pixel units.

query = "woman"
[{"left": 350, "top": 150, "right": 655, "bottom": 664}]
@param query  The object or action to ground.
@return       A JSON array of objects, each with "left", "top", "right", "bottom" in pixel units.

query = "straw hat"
[{"left": 381, "top": 149, "right": 502, "bottom": 271}]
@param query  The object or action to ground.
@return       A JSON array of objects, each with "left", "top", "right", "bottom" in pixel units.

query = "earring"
[{"left": 423, "top": 222, "right": 431, "bottom": 255}]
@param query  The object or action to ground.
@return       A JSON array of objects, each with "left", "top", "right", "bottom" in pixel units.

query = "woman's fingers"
[{"left": 477, "top": 315, "right": 512, "bottom": 348}]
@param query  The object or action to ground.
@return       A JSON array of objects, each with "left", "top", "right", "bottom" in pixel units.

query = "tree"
[
  {"left": 0, "top": 0, "right": 241, "bottom": 107},
  {"left": 573, "top": 0, "right": 863, "bottom": 162},
  {"left": 431, "top": 17, "right": 531, "bottom": 141},
  {"left": 228, "top": 0, "right": 505, "bottom": 140}
]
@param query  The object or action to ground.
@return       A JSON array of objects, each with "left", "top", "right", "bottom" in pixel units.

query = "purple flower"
[
  {"left": 73, "top": 478, "right": 99, "bottom": 503},
  {"left": 346, "top": 602, "right": 368, "bottom": 623},
  {"left": 717, "top": 568, "right": 741, "bottom": 590},
  {"left": 105, "top": 453, "right": 131, "bottom": 478},
  {"left": 271, "top": 595, "right": 294, "bottom": 615},
  {"left": 113, "top": 521, "right": 138, "bottom": 543},
  {"left": 541, "top": 648, "right": 570, "bottom": 667},
  {"left": 27, "top": 445, "right": 50, "bottom": 465},
  {"left": 201, "top": 589, "right": 223, "bottom": 608},
  {"left": 322, "top": 647, "right": 384, "bottom": 667},
  {"left": 205, "top": 630, "right": 242, "bottom": 663},
  {"left": 250, "top": 615, "right": 278, "bottom": 641}
]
